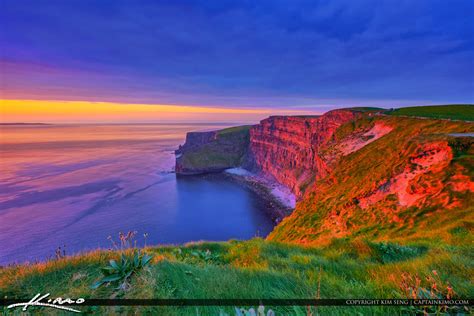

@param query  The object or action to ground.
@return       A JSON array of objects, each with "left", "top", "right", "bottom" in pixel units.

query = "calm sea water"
[{"left": 0, "top": 124, "right": 274, "bottom": 265}]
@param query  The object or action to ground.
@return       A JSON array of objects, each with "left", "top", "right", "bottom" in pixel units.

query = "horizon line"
[{"left": 1, "top": 99, "right": 473, "bottom": 124}]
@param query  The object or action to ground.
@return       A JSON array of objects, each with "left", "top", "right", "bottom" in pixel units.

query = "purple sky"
[{"left": 1, "top": 0, "right": 473, "bottom": 110}]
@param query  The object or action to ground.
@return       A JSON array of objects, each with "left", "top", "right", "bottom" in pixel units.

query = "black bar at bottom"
[{"left": 1, "top": 299, "right": 472, "bottom": 306}]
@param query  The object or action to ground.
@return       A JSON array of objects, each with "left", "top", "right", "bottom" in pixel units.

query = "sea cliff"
[
  {"left": 248, "top": 110, "right": 360, "bottom": 197},
  {"left": 176, "top": 106, "right": 474, "bottom": 245},
  {"left": 175, "top": 126, "right": 251, "bottom": 175},
  {"left": 175, "top": 109, "right": 361, "bottom": 196}
]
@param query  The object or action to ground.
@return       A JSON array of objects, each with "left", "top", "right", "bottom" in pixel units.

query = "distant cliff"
[{"left": 175, "top": 125, "right": 251, "bottom": 175}]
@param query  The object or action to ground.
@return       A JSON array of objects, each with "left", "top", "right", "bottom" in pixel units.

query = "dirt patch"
[
  {"left": 359, "top": 141, "right": 453, "bottom": 208},
  {"left": 338, "top": 123, "right": 393, "bottom": 155}
]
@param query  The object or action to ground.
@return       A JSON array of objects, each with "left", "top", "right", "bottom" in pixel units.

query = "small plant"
[
  {"left": 399, "top": 270, "right": 469, "bottom": 315},
  {"left": 234, "top": 305, "right": 275, "bottom": 316},
  {"left": 91, "top": 249, "right": 153, "bottom": 290},
  {"left": 172, "top": 247, "right": 184, "bottom": 260},
  {"left": 172, "top": 248, "right": 221, "bottom": 264},
  {"left": 54, "top": 245, "right": 66, "bottom": 259},
  {"left": 370, "top": 242, "right": 426, "bottom": 263},
  {"left": 191, "top": 249, "right": 220, "bottom": 262},
  {"left": 143, "top": 232, "right": 149, "bottom": 247},
  {"left": 107, "top": 230, "right": 148, "bottom": 250}
]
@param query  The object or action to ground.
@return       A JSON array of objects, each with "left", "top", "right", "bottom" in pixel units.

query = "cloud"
[{"left": 1, "top": 0, "right": 473, "bottom": 107}]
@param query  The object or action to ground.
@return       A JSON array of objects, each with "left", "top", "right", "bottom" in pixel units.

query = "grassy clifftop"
[
  {"left": 2, "top": 238, "right": 471, "bottom": 315},
  {"left": 385, "top": 104, "right": 474, "bottom": 121}
]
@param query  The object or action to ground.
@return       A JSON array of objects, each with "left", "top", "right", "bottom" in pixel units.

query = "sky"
[{"left": 1, "top": 0, "right": 473, "bottom": 122}]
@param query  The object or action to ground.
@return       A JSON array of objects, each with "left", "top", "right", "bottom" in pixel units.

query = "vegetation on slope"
[
  {"left": 216, "top": 125, "right": 252, "bottom": 136},
  {"left": 270, "top": 115, "right": 474, "bottom": 245},
  {"left": 344, "top": 107, "right": 385, "bottom": 112},
  {"left": 1, "top": 238, "right": 470, "bottom": 315}
]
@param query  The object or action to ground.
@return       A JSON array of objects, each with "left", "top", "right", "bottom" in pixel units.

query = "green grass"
[
  {"left": 386, "top": 104, "right": 474, "bottom": 121},
  {"left": 344, "top": 107, "right": 386, "bottom": 112},
  {"left": 217, "top": 125, "right": 252, "bottom": 136},
  {"left": 1, "top": 238, "right": 471, "bottom": 315}
]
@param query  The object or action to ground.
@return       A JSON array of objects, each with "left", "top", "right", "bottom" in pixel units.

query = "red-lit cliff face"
[
  {"left": 248, "top": 110, "right": 359, "bottom": 197},
  {"left": 175, "top": 109, "right": 474, "bottom": 245}
]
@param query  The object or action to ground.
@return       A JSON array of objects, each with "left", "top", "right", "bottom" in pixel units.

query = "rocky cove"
[
  {"left": 174, "top": 109, "right": 362, "bottom": 222},
  {"left": 0, "top": 123, "right": 280, "bottom": 264}
]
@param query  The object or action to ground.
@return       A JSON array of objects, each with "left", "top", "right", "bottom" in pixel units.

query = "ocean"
[{"left": 0, "top": 124, "right": 274, "bottom": 265}]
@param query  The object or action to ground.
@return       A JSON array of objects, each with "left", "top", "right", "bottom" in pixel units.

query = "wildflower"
[
  {"left": 432, "top": 270, "right": 438, "bottom": 276},
  {"left": 446, "top": 283, "right": 454, "bottom": 299},
  {"left": 143, "top": 232, "right": 149, "bottom": 247},
  {"left": 119, "top": 232, "right": 125, "bottom": 246},
  {"left": 415, "top": 274, "right": 421, "bottom": 288}
]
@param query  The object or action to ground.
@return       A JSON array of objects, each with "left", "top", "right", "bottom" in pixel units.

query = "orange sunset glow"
[{"left": 0, "top": 99, "right": 315, "bottom": 123}]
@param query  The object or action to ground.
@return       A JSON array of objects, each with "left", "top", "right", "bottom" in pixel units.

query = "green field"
[
  {"left": 216, "top": 125, "right": 252, "bottom": 136},
  {"left": 386, "top": 104, "right": 474, "bottom": 121}
]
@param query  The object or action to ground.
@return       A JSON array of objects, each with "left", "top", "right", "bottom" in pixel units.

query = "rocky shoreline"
[
  {"left": 224, "top": 173, "right": 294, "bottom": 224},
  {"left": 223, "top": 167, "right": 295, "bottom": 223},
  {"left": 176, "top": 170, "right": 295, "bottom": 224}
]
